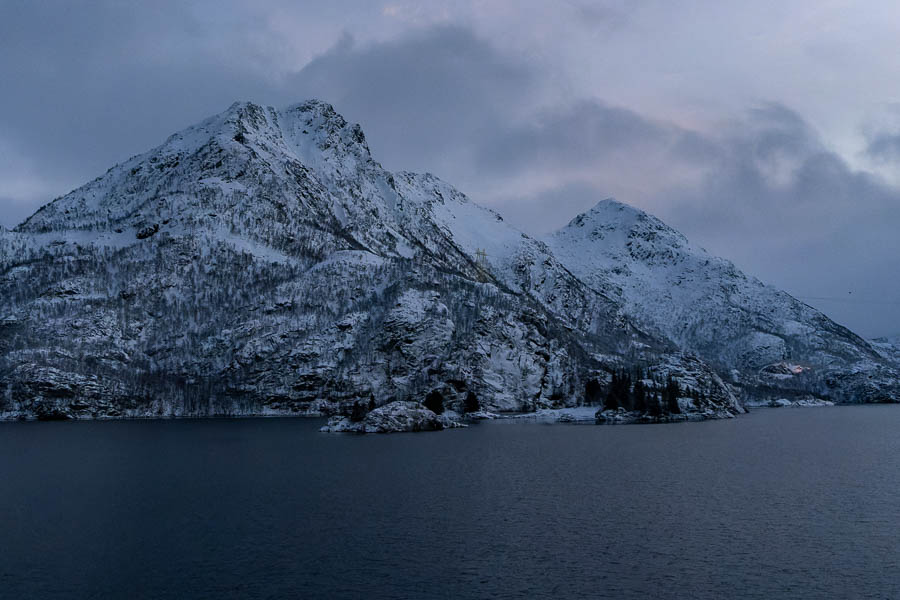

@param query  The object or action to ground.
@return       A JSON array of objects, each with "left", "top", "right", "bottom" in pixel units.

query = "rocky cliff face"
[{"left": 0, "top": 101, "right": 892, "bottom": 421}]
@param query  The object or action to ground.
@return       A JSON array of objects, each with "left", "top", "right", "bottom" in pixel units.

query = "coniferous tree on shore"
[
  {"left": 648, "top": 391, "right": 662, "bottom": 417},
  {"left": 605, "top": 372, "right": 620, "bottom": 411},
  {"left": 633, "top": 378, "right": 647, "bottom": 413},
  {"left": 663, "top": 375, "right": 681, "bottom": 414},
  {"left": 606, "top": 370, "right": 632, "bottom": 411},
  {"left": 424, "top": 390, "right": 445, "bottom": 414},
  {"left": 585, "top": 379, "right": 603, "bottom": 406},
  {"left": 350, "top": 400, "right": 368, "bottom": 421},
  {"left": 464, "top": 391, "right": 480, "bottom": 413}
]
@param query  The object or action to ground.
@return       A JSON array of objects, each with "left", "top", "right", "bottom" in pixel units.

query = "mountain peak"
[
  {"left": 284, "top": 99, "right": 341, "bottom": 120},
  {"left": 562, "top": 197, "right": 659, "bottom": 233},
  {"left": 225, "top": 100, "right": 264, "bottom": 114},
  {"left": 280, "top": 99, "right": 371, "bottom": 159},
  {"left": 164, "top": 99, "right": 368, "bottom": 161},
  {"left": 549, "top": 197, "right": 692, "bottom": 266},
  {"left": 212, "top": 100, "right": 273, "bottom": 131},
  {"left": 591, "top": 197, "right": 628, "bottom": 211},
  {"left": 585, "top": 197, "right": 645, "bottom": 218},
  {"left": 15, "top": 98, "right": 377, "bottom": 233}
]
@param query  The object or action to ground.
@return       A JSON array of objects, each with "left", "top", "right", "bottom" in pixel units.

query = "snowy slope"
[{"left": 545, "top": 199, "right": 898, "bottom": 403}]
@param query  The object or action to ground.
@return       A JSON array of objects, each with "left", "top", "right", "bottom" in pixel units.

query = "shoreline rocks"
[{"left": 320, "top": 400, "right": 466, "bottom": 434}]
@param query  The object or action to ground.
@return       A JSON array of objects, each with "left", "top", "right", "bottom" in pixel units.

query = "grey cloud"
[
  {"left": 475, "top": 101, "right": 673, "bottom": 173},
  {"left": 865, "top": 132, "right": 900, "bottom": 163},
  {"left": 0, "top": 197, "right": 27, "bottom": 231},
  {"left": 662, "top": 106, "right": 900, "bottom": 337},
  {"left": 469, "top": 100, "right": 721, "bottom": 196},
  {"left": 0, "top": 0, "right": 343, "bottom": 227},
  {"left": 489, "top": 181, "right": 610, "bottom": 235},
  {"left": 669, "top": 105, "right": 891, "bottom": 235},
  {"left": 287, "top": 25, "right": 538, "bottom": 184}
]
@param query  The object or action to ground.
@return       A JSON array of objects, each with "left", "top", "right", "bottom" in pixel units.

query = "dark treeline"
[{"left": 600, "top": 367, "right": 707, "bottom": 415}]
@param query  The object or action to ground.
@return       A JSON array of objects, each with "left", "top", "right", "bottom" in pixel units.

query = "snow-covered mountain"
[
  {"left": 545, "top": 199, "right": 899, "bottom": 403},
  {"left": 0, "top": 100, "right": 894, "bottom": 421}
]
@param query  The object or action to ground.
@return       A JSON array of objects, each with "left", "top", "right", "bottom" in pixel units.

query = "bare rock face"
[{"left": 0, "top": 100, "right": 893, "bottom": 424}]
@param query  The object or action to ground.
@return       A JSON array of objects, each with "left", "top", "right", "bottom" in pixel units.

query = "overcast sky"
[{"left": 2, "top": 1, "right": 900, "bottom": 337}]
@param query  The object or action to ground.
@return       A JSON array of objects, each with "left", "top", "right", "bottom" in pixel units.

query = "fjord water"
[{"left": 2, "top": 408, "right": 900, "bottom": 599}]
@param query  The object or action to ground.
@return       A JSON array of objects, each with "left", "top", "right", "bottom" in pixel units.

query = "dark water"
[{"left": 2, "top": 407, "right": 900, "bottom": 599}]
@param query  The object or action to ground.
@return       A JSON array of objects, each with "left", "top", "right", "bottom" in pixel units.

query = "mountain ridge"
[
  {"left": 544, "top": 196, "right": 891, "bottom": 403},
  {"left": 0, "top": 100, "right": 895, "bottom": 421}
]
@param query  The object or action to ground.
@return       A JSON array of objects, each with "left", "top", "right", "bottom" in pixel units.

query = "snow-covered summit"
[
  {"left": 559, "top": 197, "right": 702, "bottom": 266},
  {"left": 17, "top": 100, "right": 375, "bottom": 233}
]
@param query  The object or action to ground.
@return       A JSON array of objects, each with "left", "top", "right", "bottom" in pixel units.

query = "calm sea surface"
[{"left": 2, "top": 406, "right": 900, "bottom": 599}]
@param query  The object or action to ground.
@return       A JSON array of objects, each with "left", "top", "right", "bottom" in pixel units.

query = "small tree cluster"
[
  {"left": 602, "top": 368, "right": 685, "bottom": 416},
  {"left": 464, "top": 391, "right": 480, "bottom": 413},
  {"left": 605, "top": 370, "right": 632, "bottom": 411},
  {"left": 662, "top": 375, "right": 681, "bottom": 414},
  {"left": 350, "top": 400, "right": 369, "bottom": 421}
]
